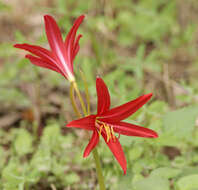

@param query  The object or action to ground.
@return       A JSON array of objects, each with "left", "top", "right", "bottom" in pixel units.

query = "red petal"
[
  {"left": 112, "top": 121, "right": 158, "bottom": 138},
  {"left": 102, "top": 133, "right": 127, "bottom": 174},
  {"left": 65, "top": 15, "right": 85, "bottom": 58},
  {"left": 66, "top": 115, "right": 96, "bottom": 130},
  {"left": 65, "top": 15, "right": 84, "bottom": 64},
  {"left": 14, "top": 43, "right": 55, "bottom": 63},
  {"left": 14, "top": 43, "right": 66, "bottom": 75},
  {"left": 25, "top": 54, "right": 65, "bottom": 76},
  {"left": 72, "top": 34, "right": 82, "bottom": 61},
  {"left": 100, "top": 93, "right": 152, "bottom": 123},
  {"left": 96, "top": 77, "right": 110, "bottom": 115},
  {"left": 44, "top": 15, "right": 70, "bottom": 71},
  {"left": 83, "top": 130, "right": 99, "bottom": 157}
]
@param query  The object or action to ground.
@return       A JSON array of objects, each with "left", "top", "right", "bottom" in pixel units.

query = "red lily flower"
[
  {"left": 66, "top": 77, "right": 158, "bottom": 174},
  {"left": 14, "top": 14, "right": 85, "bottom": 82}
]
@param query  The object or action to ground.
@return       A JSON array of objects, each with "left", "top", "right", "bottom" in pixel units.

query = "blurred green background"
[{"left": 1, "top": 0, "right": 198, "bottom": 189}]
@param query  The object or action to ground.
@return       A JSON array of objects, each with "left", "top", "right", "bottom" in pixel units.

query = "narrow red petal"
[
  {"left": 44, "top": 15, "right": 69, "bottom": 71},
  {"left": 65, "top": 15, "right": 84, "bottom": 64},
  {"left": 14, "top": 43, "right": 55, "bottom": 63},
  {"left": 66, "top": 115, "right": 96, "bottom": 130},
  {"left": 14, "top": 43, "right": 67, "bottom": 75},
  {"left": 102, "top": 133, "right": 127, "bottom": 174},
  {"left": 65, "top": 15, "right": 85, "bottom": 49},
  {"left": 100, "top": 93, "right": 152, "bottom": 123},
  {"left": 83, "top": 130, "right": 99, "bottom": 157},
  {"left": 96, "top": 77, "right": 111, "bottom": 115},
  {"left": 25, "top": 54, "right": 65, "bottom": 77},
  {"left": 72, "top": 34, "right": 82, "bottom": 60},
  {"left": 111, "top": 121, "right": 158, "bottom": 138},
  {"left": 72, "top": 44, "right": 79, "bottom": 63}
]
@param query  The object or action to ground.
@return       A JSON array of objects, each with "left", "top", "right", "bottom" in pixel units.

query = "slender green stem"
[
  {"left": 69, "top": 80, "right": 106, "bottom": 190},
  {"left": 73, "top": 81, "right": 87, "bottom": 115},
  {"left": 92, "top": 149, "right": 106, "bottom": 190},
  {"left": 70, "top": 83, "right": 82, "bottom": 118}
]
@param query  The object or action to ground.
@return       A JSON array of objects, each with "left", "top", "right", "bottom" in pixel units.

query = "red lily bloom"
[
  {"left": 66, "top": 77, "right": 158, "bottom": 174},
  {"left": 14, "top": 14, "right": 85, "bottom": 82}
]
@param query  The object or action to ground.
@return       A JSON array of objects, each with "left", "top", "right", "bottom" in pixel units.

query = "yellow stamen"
[
  {"left": 103, "top": 124, "right": 110, "bottom": 142},
  {"left": 111, "top": 126, "right": 116, "bottom": 142},
  {"left": 96, "top": 120, "right": 116, "bottom": 142},
  {"left": 99, "top": 125, "right": 103, "bottom": 136}
]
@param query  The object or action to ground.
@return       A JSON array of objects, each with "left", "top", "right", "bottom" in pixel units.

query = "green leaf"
[
  {"left": 30, "top": 148, "right": 51, "bottom": 173},
  {"left": 1, "top": 159, "right": 25, "bottom": 190},
  {"left": 64, "top": 173, "right": 80, "bottom": 185},
  {"left": 134, "top": 176, "right": 170, "bottom": 190},
  {"left": 163, "top": 106, "right": 198, "bottom": 137},
  {"left": 179, "top": 167, "right": 198, "bottom": 178},
  {"left": 129, "top": 145, "right": 144, "bottom": 161},
  {"left": 14, "top": 129, "right": 33, "bottom": 156},
  {"left": 176, "top": 174, "right": 198, "bottom": 190},
  {"left": 161, "top": 106, "right": 198, "bottom": 146},
  {"left": 41, "top": 124, "right": 61, "bottom": 147},
  {"left": 150, "top": 167, "right": 181, "bottom": 179},
  {"left": 119, "top": 135, "right": 136, "bottom": 146},
  {"left": 117, "top": 173, "right": 133, "bottom": 189}
]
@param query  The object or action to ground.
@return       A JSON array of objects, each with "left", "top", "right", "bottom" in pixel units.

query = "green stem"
[
  {"left": 69, "top": 80, "right": 106, "bottom": 190},
  {"left": 70, "top": 83, "right": 82, "bottom": 118},
  {"left": 73, "top": 81, "right": 87, "bottom": 115},
  {"left": 92, "top": 149, "right": 106, "bottom": 190}
]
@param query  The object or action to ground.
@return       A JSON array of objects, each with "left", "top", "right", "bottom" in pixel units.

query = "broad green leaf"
[
  {"left": 163, "top": 106, "right": 198, "bottom": 137},
  {"left": 150, "top": 167, "right": 181, "bottom": 179},
  {"left": 176, "top": 174, "right": 198, "bottom": 190},
  {"left": 134, "top": 176, "right": 170, "bottom": 190},
  {"left": 1, "top": 159, "right": 25, "bottom": 190},
  {"left": 14, "top": 129, "right": 33, "bottom": 156},
  {"left": 41, "top": 124, "right": 61, "bottom": 147},
  {"left": 161, "top": 106, "right": 198, "bottom": 146},
  {"left": 179, "top": 167, "right": 198, "bottom": 178}
]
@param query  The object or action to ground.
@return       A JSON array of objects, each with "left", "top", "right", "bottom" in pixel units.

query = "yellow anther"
[
  {"left": 99, "top": 125, "right": 103, "bottom": 136},
  {"left": 96, "top": 120, "right": 117, "bottom": 142},
  {"left": 111, "top": 126, "right": 116, "bottom": 142},
  {"left": 104, "top": 124, "right": 111, "bottom": 142}
]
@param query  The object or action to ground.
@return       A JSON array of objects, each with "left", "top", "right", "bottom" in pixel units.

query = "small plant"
[{"left": 14, "top": 14, "right": 158, "bottom": 189}]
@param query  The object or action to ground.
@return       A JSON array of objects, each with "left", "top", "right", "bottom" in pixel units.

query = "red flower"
[
  {"left": 66, "top": 77, "right": 158, "bottom": 174},
  {"left": 14, "top": 14, "right": 85, "bottom": 82}
]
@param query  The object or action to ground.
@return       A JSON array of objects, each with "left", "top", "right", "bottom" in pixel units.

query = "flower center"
[{"left": 95, "top": 119, "right": 116, "bottom": 142}]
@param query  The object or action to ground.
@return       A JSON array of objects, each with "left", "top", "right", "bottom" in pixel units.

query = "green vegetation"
[{"left": 1, "top": 0, "right": 198, "bottom": 189}]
